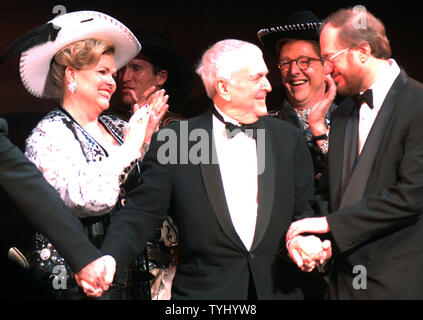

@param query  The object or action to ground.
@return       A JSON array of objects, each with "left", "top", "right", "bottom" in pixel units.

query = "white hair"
[{"left": 196, "top": 39, "right": 263, "bottom": 99}]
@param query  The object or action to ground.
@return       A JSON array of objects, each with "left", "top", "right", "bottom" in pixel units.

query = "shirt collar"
[
  {"left": 367, "top": 59, "right": 401, "bottom": 111},
  {"left": 213, "top": 104, "right": 240, "bottom": 126}
]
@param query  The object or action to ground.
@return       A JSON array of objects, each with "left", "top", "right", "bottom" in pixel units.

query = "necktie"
[
  {"left": 212, "top": 107, "right": 262, "bottom": 139},
  {"left": 354, "top": 89, "right": 374, "bottom": 109}
]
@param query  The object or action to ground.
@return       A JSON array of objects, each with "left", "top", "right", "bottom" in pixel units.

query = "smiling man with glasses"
[
  {"left": 257, "top": 11, "right": 338, "bottom": 196},
  {"left": 257, "top": 10, "right": 338, "bottom": 300}
]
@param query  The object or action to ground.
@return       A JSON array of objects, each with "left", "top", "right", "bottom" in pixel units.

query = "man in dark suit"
[
  {"left": 100, "top": 39, "right": 326, "bottom": 299},
  {"left": 257, "top": 10, "right": 339, "bottom": 300},
  {"left": 286, "top": 8, "right": 423, "bottom": 299},
  {"left": 0, "top": 117, "right": 114, "bottom": 298}
]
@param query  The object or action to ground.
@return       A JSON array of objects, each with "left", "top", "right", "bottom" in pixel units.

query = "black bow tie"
[
  {"left": 353, "top": 89, "right": 374, "bottom": 109},
  {"left": 212, "top": 107, "right": 262, "bottom": 139}
]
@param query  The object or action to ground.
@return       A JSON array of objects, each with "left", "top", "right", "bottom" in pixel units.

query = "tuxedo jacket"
[
  {"left": 101, "top": 109, "right": 315, "bottom": 299},
  {"left": 322, "top": 71, "right": 423, "bottom": 299},
  {"left": 0, "top": 118, "right": 101, "bottom": 273}
]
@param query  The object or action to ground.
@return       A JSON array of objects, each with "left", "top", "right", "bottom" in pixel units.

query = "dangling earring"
[{"left": 68, "top": 81, "right": 77, "bottom": 94}]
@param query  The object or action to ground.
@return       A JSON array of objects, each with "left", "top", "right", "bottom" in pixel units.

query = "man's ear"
[
  {"left": 216, "top": 78, "right": 231, "bottom": 102},
  {"left": 357, "top": 42, "right": 372, "bottom": 63},
  {"left": 156, "top": 69, "right": 168, "bottom": 86}
]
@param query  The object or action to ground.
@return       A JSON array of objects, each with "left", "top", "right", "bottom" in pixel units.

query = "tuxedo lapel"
[
  {"left": 339, "top": 71, "right": 408, "bottom": 209},
  {"left": 199, "top": 110, "right": 246, "bottom": 251},
  {"left": 251, "top": 119, "right": 274, "bottom": 251},
  {"left": 341, "top": 101, "right": 357, "bottom": 198},
  {"left": 329, "top": 102, "right": 350, "bottom": 211}
]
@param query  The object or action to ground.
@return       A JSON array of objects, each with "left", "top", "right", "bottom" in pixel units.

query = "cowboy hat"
[
  {"left": 2, "top": 10, "right": 141, "bottom": 99},
  {"left": 257, "top": 10, "right": 322, "bottom": 55},
  {"left": 131, "top": 29, "right": 193, "bottom": 113}
]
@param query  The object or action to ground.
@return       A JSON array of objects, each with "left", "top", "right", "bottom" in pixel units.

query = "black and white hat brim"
[
  {"left": 257, "top": 10, "right": 322, "bottom": 55},
  {"left": 257, "top": 21, "right": 321, "bottom": 54},
  {"left": 19, "top": 11, "right": 141, "bottom": 99}
]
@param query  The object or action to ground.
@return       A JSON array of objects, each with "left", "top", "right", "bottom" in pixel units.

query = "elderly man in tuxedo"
[
  {"left": 100, "top": 39, "right": 328, "bottom": 299},
  {"left": 287, "top": 8, "right": 423, "bottom": 299}
]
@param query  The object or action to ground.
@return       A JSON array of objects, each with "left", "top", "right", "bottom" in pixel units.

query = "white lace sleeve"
[{"left": 25, "top": 119, "right": 141, "bottom": 218}]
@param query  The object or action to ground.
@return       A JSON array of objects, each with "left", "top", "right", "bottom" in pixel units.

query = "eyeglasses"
[
  {"left": 325, "top": 48, "right": 350, "bottom": 63},
  {"left": 277, "top": 56, "right": 323, "bottom": 71}
]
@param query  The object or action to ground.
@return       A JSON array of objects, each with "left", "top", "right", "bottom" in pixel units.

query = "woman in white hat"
[{"left": 4, "top": 11, "right": 169, "bottom": 299}]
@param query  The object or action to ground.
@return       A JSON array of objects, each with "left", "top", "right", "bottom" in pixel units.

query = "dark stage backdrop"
[
  {"left": 0, "top": 0, "right": 421, "bottom": 261},
  {"left": 0, "top": 1, "right": 422, "bottom": 128}
]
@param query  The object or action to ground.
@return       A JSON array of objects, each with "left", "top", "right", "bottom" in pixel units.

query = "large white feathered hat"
[{"left": 2, "top": 10, "right": 141, "bottom": 99}]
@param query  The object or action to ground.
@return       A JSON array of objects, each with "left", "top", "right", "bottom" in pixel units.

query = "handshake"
[
  {"left": 71, "top": 217, "right": 333, "bottom": 297},
  {"left": 286, "top": 217, "right": 332, "bottom": 272},
  {"left": 74, "top": 255, "right": 116, "bottom": 298}
]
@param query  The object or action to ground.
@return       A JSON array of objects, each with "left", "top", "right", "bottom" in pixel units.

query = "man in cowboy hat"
[
  {"left": 257, "top": 10, "right": 339, "bottom": 300},
  {"left": 257, "top": 10, "right": 338, "bottom": 196},
  {"left": 112, "top": 29, "right": 193, "bottom": 124},
  {"left": 108, "top": 30, "right": 193, "bottom": 300}
]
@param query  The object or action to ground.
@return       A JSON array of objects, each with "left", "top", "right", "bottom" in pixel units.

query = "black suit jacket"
[
  {"left": 101, "top": 110, "right": 315, "bottom": 299},
  {"left": 0, "top": 118, "right": 101, "bottom": 274},
  {"left": 322, "top": 71, "right": 423, "bottom": 299},
  {"left": 273, "top": 100, "right": 336, "bottom": 196}
]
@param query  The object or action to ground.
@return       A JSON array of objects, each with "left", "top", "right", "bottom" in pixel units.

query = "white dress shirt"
[
  {"left": 212, "top": 106, "right": 258, "bottom": 251},
  {"left": 358, "top": 59, "right": 401, "bottom": 154}
]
